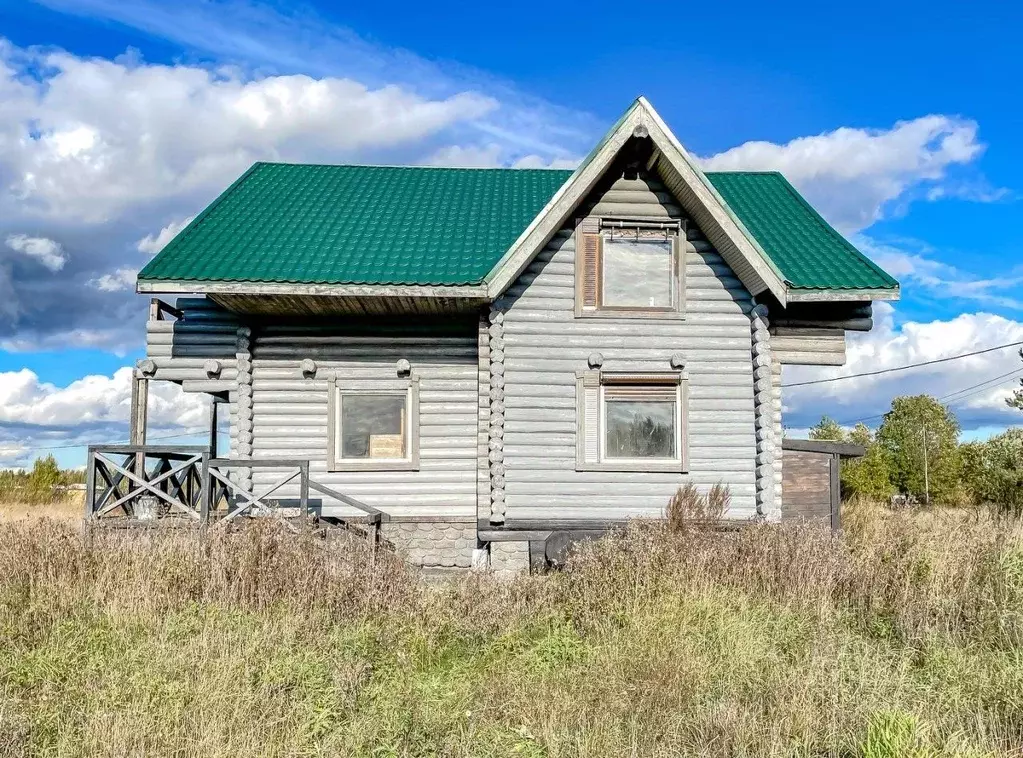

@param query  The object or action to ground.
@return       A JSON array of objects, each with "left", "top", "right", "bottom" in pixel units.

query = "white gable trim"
[{"left": 484, "top": 97, "right": 789, "bottom": 305}]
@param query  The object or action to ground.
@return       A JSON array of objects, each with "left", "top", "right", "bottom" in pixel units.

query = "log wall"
[{"left": 498, "top": 169, "right": 763, "bottom": 521}]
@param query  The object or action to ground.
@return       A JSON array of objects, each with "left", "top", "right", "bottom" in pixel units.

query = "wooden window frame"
[
  {"left": 575, "top": 370, "right": 689, "bottom": 473},
  {"left": 575, "top": 217, "right": 686, "bottom": 320},
  {"left": 326, "top": 375, "right": 421, "bottom": 472}
]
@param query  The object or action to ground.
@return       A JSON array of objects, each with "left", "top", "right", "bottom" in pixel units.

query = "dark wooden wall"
[{"left": 782, "top": 450, "right": 834, "bottom": 523}]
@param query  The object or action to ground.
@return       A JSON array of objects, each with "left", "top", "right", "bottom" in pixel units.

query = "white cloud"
[
  {"left": 0, "top": 366, "right": 206, "bottom": 429},
  {"left": 89, "top": 267, "right": 137, "bottom": 292},
  {"left": 860, "top": 236, "right": 1023, "bottom": 311},
  {"left": 425, "top": 144, "right": 581, "bottom": 169},
  {"left": 701, "top": 116, "right": 991, "bottom": 233},
  {"left": 784, "top": 304, "right": 1023, "bottom": 431},
  {"left": 425, "top": 144, "right": 504, "bottom": 168},
  {"left": 137, "top": 215, "right": 194, "bottom": 255},
  {"left": 31, "top": 0, "right": 597, "bottom": 164},
  {"left": 1, "top": 44, "right": 497, "bottom": 223},
  {"left": 5, "top": 234, "right": 67, "bottom": 271},
  {"left": 0, "top": 324, "right": 142, "bottom": 356},
  {"left": 511, "top": 154, "right": 581, "bottom": 170},
  {"left": 0, "top": 442, "right": 28, "bottom": 466},
  {"left": 0, "top": 366, "right": 211, "bottom": 467}
]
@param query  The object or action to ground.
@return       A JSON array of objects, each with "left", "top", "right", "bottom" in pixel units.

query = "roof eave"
[
  {"left": 785, "top": 286, "right": 901, "bottom": 303},
  {"left": 782, "top": 438, "right": 866, "bottom": 458},
  {"left": 136, "top": 279, "right": 490, "bottom": 300}
]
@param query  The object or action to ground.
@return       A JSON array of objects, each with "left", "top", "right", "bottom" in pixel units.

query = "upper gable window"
[{"left": 576, "top": 219, "right": 684, "bottom": 318}]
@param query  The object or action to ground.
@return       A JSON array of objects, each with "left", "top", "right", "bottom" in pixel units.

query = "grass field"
[
  {"left": 1, "top": 503, "right": 1021, "bottom": 757},
  {"left": 0, "top": 499, "right": 81, "bottom": 523}
]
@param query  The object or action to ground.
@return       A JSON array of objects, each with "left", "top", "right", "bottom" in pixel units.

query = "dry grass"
[
  {"left": 0, "top": 498, "right": 82, "bottom": 523},
  {"left": 1, "top": 504, "right": 1022, "bottom": 757}
]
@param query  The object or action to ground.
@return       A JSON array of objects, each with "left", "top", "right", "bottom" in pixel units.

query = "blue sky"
[{"left": 0, "top": 0, "right": 1020, "bottom": 466}]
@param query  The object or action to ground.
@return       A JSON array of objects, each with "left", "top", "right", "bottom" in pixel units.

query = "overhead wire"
[
  {"left": 837, "top": 369, "right": 1022, "bottom": 426},
  {"left": 12, "top": 427, "right": 210, "bottom": 455},
  {"left": 782, "top": 339, "right": 1023, "bottom": 388}
]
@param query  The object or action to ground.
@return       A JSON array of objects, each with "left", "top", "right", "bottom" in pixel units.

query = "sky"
[{"left": 0, "top": 0, "right": 1021, "bottom": 467}]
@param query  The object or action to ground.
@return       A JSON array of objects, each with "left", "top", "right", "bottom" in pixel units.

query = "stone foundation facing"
[
  {"left": 490, "top": 540, "right": 529, "bottom": 575},
  {"left": 380, "top": 521, "right": 476, "bottom": 568},
  {"left": 375, "top": 521, "right": 537, "bottom": 573}
]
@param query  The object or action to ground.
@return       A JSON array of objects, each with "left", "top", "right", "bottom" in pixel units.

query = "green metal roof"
[
  {"left": 705, "top": 171, "right": 899, "bottom": 291},
  {"left": 138, "top": 162, "right": 898, "bottom": 293},
  {"left": 139, "top": 163, "right": 570, "bottom": 287}
]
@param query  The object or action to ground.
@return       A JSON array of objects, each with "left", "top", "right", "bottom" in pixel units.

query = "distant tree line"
[
  {"left": 0, "top": 455, "right": 85, "bottom": 505},
  {"left": 807, "top": 393, "right": 1023, "bottom": 512}
]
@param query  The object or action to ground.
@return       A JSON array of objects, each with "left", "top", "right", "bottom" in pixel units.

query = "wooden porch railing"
[
  {"left": 85, "top": 445, "right": 207, "bottom": 521},
  {"left": 85, "top": 445, "right": 387, "bottom": 534},
  {"left": 201, "top": 458, "right": 308, "bottom": 524}
]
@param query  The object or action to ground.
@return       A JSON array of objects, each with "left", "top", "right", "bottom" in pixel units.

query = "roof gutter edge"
[
  {"left": 785, "top": 286, "right": 900, "bottom": 303},
  {"left": 136, "top": 279, "right": 491, "bottom": 300}
]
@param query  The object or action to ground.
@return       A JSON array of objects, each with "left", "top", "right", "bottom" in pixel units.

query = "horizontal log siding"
[
  {"left": 499, "top": 174, "right": 758, "bottom": 521},
  {"left": 144, "top": 297, "right": 241, "bottom": 380},
  {"left": 247, "top": 321, "right": 479, "bottom": 519}
]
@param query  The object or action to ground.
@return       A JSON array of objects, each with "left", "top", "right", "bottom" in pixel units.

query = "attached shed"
[{"left": 781, "top": 438, "right": 865, "bottom": 529}]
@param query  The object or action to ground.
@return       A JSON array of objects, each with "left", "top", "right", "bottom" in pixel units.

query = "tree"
[
  {"left": 1007, "top": 349, "right": 1023, "bottom": 411},
  {"left": 968, "top": 428, "right": 1023, "bottom": 513},
  {"left": 809, "top": 416, "right": 845, "bottom": 442},
  {"left": 958, "top": 441, "right": 989, "bottom": 506},
  {"left": 27, "top": 455, "right": 63, "bottom": 503},
  {"left": 876, "top": 395, "right": 962, "bottom": 504},
  {"left": 841, "top": 423, "right": 895, "bottom": 501}
]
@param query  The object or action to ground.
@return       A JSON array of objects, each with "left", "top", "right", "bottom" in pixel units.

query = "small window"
[
  {"left": 328, "top": 377, "right": 420, "bottom": 471},
  {"left": 603, "top": 388, "right": 678, "bottom": 459},
  {"left": 576, "top": 219, "right": 683, "bottom": 318},
  {"left": 577, "top": 371, "right": 687, "bottom": 472},
  {"left": 339, "top": 394, "right": 407, "bottom": 460}
]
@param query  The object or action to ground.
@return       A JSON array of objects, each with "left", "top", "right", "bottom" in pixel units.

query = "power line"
[
  {"left": 783, "top": 339, "right": 1023, "bottom": 389},
  {"left": 16, "top": 427, "right": 209, "bottom": 454},
  {"left": 939, "top": 368, "right": 1022, "bottom": 404},
  {"left": 837, "top": 370, "right": 1022, "bottom": 426}
]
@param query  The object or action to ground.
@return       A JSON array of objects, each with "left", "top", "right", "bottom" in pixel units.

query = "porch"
[{"left": 84, "top": 445, "right": 388, "bottom": 534}]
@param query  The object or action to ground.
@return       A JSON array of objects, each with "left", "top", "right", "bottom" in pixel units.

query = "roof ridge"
[
  {"left": 704, "top": 170, "right": 784, "bottom": 176},
  {"left": 254, "top": 160, "right": 575, "bottom": 173}
]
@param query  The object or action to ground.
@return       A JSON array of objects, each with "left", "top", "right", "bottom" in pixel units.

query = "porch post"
[
  {"left": 129, "top": 374, "right": 149, "bottom": 481},
  {"left": 208, "top": 396, "right": 219, "bottom": 456}
]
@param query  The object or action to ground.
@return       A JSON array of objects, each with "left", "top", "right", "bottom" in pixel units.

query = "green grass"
[{"left": 1, "top": 506, "right": 1021, "bottom": 757}]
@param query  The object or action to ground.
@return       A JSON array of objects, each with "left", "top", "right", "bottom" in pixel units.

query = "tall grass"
[{"left": 1, "top": 505, "right": 1022, "bottom": 757}]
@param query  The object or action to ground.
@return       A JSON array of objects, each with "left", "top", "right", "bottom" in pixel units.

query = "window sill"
[
  {"left": 575, "top": 460, "right": 687, "bottom": 474},
  {"left": 328, "top": 460, "right": 420, "bottom": 473},
  {"left": 575, "top": 309, "right": 686, "bottom": 321}
]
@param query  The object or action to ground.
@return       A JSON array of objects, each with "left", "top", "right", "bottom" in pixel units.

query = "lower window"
[
  {"left": 328, "top": 377, "right": 420, "bottom": 471},
  {"left": 577, "top": 371, "right": 686, "bottom": 472},
  {"left": 339, "top": 393, "right": 408, "bottom": 460}
]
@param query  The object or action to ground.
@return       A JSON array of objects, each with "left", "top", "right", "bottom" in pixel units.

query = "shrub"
[{"left": 665, "top": 482, "right": 731, "bottom": 530}]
